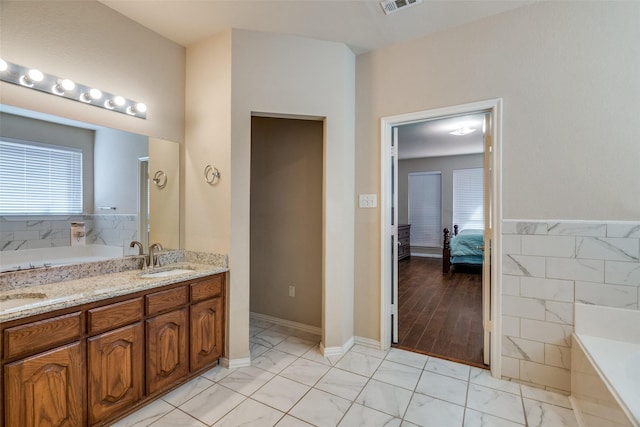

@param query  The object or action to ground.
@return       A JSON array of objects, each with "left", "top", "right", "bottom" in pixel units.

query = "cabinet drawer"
[
  {"left": 4, "top": 311, "right": 83, "bottom": 359},
  {"left": 190, "top": 275, "right": 223, "bottom": 302},
  {"left": 398, "top": 225, "right": 411, "bottom": 239},
  {"left": 88, "top": 297, "right": 143, "bottom": 334},
  {"left": 146, "top": 286, "right": 188, "bottom": 316}
]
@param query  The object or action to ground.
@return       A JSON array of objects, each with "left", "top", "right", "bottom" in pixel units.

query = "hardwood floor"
[{"left": 396, "top": 256, "right": 486, "bottom": 368}]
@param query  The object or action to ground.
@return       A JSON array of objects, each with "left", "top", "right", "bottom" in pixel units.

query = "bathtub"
[
  {"left": 572, "top": 303, "right": 640, "bottom": 427},
  {"left": 0, "top": 245, "right": 124, "bottom": 272}
]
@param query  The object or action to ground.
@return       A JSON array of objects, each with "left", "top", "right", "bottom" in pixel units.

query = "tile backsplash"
[
  {"left": 501, "top": 220, "right": 640, "bottom": 393},
  {"left": 0, "top": 214, "right": 138, "bottom": 251}
]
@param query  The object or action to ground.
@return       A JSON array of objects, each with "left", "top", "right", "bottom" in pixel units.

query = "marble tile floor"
[{"left": 114, "top": 319, "right": 579, "bottom": 427}]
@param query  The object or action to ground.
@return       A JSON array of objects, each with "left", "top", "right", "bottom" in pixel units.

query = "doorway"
[
  {"left": 397, "top": 121, "right": 486, "bottom": 366},
  {"left": 380, "top": 99, "right": 503, "bottom": 375},
  {"left": 249, "top": 116, "right": 323, "bottom": 331}
]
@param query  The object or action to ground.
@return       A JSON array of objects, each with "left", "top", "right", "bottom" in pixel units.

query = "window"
[
  {"left": 453, "top": 167, "right": 484, "bottom": 229},
  {"left": 408, "top": 172, "right": 441, "bottom": 247},
  {"left": 0, "top": 138, "right": 83, "bottom": 214}
]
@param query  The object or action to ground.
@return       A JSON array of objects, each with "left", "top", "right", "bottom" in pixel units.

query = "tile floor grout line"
[{"left": 118, "top": 318, "right": 579, "bottom": 426}]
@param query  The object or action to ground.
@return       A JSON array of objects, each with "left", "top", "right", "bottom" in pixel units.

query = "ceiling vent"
[{"left": 380, "top": 0, "right": 422, "bottom": 15}]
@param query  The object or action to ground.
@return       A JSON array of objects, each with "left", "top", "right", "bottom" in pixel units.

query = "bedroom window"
[
  {"left": 0, "top": 138, "right": 83, "bottom": 215},
  {"left": 453, "top": 167, "right": 484, "bottom": 229},
  {"left": 408, "top": 171, "right": 441, "bottom": 247}
]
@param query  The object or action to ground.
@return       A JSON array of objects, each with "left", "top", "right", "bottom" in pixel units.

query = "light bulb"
[
  {"left": 80, "top": 88, "right": 102, "bottom": 103},
  {"left": 127, "top": 102, "right": 148, "bottom": 116},
  {"left": 28, "top": 69, "right": 44, "bottom": 82},
  {"left": 61, "top": 79, "right": 75, "bottom": 91},
  {"left": 106, "top": 95, "right": 126, "bottom": 110},
  {"left": 52, "top": 78, "right": 76, "bottom": 95},
  {"left": 0, "top": 59, "right": 7, "bottom": 72},
  {"left": 19, "top": 69, "right": 44, "bottom": 87},
  {"left": 89, "top": 88, "right": 102, "bottom": 99}
]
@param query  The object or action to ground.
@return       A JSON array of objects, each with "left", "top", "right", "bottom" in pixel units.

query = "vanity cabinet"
[
  {"left": 3, "top": 311, "right": 85, "bottom": 427},
  {"left": 146, "top": 308, "right": 189, "bottom": 394},
  {"left": 190, "top": 275, "right": 224, "bottom": 371},
  {"left": 5, "top": 342, "right": 85, "bottom": 427},
  {"left": 1, "top": 271, "right": 226, "bottom": 427},
  {"left": 88, "top": 323, "right": 144, "bottom": 424}
]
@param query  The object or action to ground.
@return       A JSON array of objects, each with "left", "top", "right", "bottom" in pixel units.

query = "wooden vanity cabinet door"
[
  {"left": 88, "top": 322, "right": 144, "bottom": 425},
  {"left": 146, "top": 308, "right": 188, "bottom": 394},
  {"left": 190, "top": 297, "right": 223, "bottom": 371},
  {"left": 4, "top": 342, "right": 84, "bottom": 427}
]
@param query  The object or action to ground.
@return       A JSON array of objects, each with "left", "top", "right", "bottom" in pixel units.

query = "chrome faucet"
[
  {"left": 129, "top": 241, "right": 148, "bottom": 269},
  {"left": 149, "top": 243, "right": 163, "bottom": 268},
  {"left": 129, "top": 240, "right": 144, "bottom": 256}
]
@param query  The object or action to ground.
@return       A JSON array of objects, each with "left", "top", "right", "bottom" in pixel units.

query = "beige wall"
[
  {"left": 231, "top": 30, "right": 355, "bottom": 354},
  {"left": 0, "top": 1, "right": 185, "bottom": 143},
  {"left": 355, "top": 2, "right": 640, "bottom": 340},
  {"left": 149, "top": 138, "right": 180, "bottom": 250},
  {"left": 250, "top": 117, "right": 323, "bottom": 328},
  {"left": 185, "top": 29, "right": 355, "bottom": 360}
]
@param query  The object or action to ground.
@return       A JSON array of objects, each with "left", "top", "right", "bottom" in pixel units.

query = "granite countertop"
[{"left": 0, "top": 262, "right": 228, "bottom": 323}]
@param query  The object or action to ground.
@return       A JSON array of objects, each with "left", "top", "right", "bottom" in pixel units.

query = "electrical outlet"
[
  {"left": 289, "top": 286, "right": 295, "bottom": 297},
  {"left": 359, "top": 194, "right": 377, "bottom": 208}
]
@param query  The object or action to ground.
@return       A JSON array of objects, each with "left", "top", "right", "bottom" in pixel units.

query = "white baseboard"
[
  {"left": 354, "top": 336, "right": 384, "bottom": 350},
  {"left": 320, "top": 336, "right": 354, "bottom": 357},
  {"left": 409, "top": 253, "right": 443, "bottom": 259},
  {"left": 250, "top": 312, "right": 321, "bottom": 335},
  {"left": 220, "top": 357, "right": 251, "bottom": 369}
]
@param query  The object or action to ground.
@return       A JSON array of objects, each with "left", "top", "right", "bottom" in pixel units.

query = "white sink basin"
[
  {"left": 139, "top": 268, "right": 195, "bottom": 279},
  {"left": 0, "top": 292, "right": 48, "bottom": 311}
]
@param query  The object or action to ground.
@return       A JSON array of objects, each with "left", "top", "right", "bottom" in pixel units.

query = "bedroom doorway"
[{"left": 380, "top": 99, "right": 502, "bottom": 372}]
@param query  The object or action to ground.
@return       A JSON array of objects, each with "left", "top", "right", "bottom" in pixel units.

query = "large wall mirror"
[{"left": 0, "top": 104, "right": 180, "bottom": 271}]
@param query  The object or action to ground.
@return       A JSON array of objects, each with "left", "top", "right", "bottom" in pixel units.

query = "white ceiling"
[
  {"left": 98, "top": 0, "right": 527, "bottom": 157},
  {"left": 99, "top": 0, "right": 533, "bottom": 55},
  {"left": 397, "top": 113, "right": 486, "bottom": 160}
]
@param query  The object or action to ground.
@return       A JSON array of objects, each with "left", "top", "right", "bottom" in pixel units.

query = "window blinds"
[
  {"left": 408, "top": 172, "right": 441, "bottom": 247},
  {"left": 453, "top": 167, "right": 484, "bottom": 230},
  {"left": 0, "top": 139, "right": 83, "bottom": 214}
]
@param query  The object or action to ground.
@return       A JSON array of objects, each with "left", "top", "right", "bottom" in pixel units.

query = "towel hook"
[
  {"left": 152, "top": 170, "right": 167, "bottom": 188},
  {"left": 204, "top": 164, "right": 221, "bottom": 185}
]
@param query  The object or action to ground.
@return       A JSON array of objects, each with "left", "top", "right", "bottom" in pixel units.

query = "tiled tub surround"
[
  {"left": 0, "top": 213, "right": 138, "bottom": 250},
  {"left": 572, "top": 304, "right": 640, "bottom": 427},
  {"left": 501, "top": 220, "right": 640, "bottom": 393},
  {"left": 0, "top": 250, "right": 228, "bottom": 322}
]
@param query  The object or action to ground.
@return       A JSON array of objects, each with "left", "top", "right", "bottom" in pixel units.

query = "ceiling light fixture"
[
  {"left": 449, "top": 126, "right": 477, "bottom": 136},
  {"left": 0, "top": 58, "right": 147, "bottom": 119}
]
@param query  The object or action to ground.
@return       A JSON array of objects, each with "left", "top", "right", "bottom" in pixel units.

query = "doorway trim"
[{"left": 380, "top": 99, "right": 503, "bottom": 377}]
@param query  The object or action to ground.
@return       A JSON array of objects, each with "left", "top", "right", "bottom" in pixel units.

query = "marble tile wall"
[
  {"left": 501, "top": 220, "right": 640, "bottom": 393},
  {"left": 0, "top": 214, "right": 138, "bottom": 251}
]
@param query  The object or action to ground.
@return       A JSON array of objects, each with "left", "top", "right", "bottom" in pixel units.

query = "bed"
[{"left": 442, "top": 225, "right": 484, "bottom": 273}]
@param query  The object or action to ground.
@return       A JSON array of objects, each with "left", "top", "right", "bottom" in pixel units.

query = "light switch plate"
[{"left": 359, "top": 194, "right": 377, "bottom": 208}]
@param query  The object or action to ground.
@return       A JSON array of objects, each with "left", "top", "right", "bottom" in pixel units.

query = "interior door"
[
  {"left": 391, "top": 126, "right": 399, "bottom": 343},
  {"left": 482, "top": 113, "right": 493, "bottom": 365}
]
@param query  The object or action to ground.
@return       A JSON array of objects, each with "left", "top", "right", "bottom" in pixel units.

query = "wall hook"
[
  {"left": 204, "top": 164, "right": 221, "bottom": 185},
  {"left": 152, "top": 170, "right": 167, "bottom": 188}
]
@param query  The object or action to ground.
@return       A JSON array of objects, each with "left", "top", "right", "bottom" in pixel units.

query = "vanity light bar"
[{"left": 0, "top": 58, "right": 147, "bottom": 119}]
